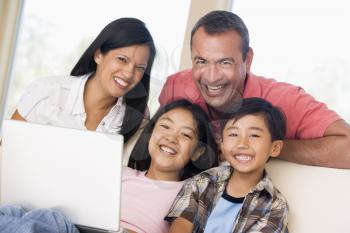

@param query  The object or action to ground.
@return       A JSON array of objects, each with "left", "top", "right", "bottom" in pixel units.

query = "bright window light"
[{"left": 233, "top": 0, "right": 350, "bottom": 121}]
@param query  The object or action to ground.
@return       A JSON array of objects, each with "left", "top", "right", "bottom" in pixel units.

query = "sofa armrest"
[{"left": 266, "top": 159, "right": 350, "bottom": 233}]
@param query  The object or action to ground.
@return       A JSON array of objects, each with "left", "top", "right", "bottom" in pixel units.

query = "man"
[{"left": 159, "top": 10, "right": 350, "bottom": 168}]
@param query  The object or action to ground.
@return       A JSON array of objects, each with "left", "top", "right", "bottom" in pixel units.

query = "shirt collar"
[
  {"left": 65, "top": 74, "right": 90, "bottom": 115},
  {"left": 209, "top": 166, "right": 275, "bottom": 198},
  {"left": 109, "top": 95, "right": 124, "bottom": 115},
  {"left": 185, "top": 71, "right": 264, "bottom": 124},
  {"left": 250, "top": 170, "right": 275, "bottom": 197},
  {"left": 201, "top": 165, "right": 233, "bottom": 184},
  {"left": 243, "top": 72, "right": 262, "bottom": 98}
]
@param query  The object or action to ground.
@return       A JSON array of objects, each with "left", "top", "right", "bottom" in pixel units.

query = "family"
[{"left": 1, "top": 10, "right": 350, "bottom": 233}]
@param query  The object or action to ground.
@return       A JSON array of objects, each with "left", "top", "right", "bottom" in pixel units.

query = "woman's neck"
[
  {"left": 83, "top": 75, "right": 119, "bottom": 130},
  {"left": 84, "top": 75, "right": 118, "bottom": 112}
]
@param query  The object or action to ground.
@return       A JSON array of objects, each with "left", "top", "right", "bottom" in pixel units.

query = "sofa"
[{"left": 265, "top": 159, "right": 350, "bottom": 233}]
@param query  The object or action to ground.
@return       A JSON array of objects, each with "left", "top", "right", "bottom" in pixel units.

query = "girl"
[
  {"left": 121, "top": 99, "right": 218, "bottom": 233},
  {"left": 11, "top": 17, "right": 156, "bottom": 143}
]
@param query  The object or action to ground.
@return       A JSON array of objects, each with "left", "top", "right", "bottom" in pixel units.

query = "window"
[
  {"left": 4, "top": 0, "right": 191, "bottom": 117},
  {"left": 233, "top": 0, "right": 350, "bottom": 121}
]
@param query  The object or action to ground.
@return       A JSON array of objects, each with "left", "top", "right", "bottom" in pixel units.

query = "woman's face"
[{"left": 93, "top": 44, "right": 150, "bottom": 98}]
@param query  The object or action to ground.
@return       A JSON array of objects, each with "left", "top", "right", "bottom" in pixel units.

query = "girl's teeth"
[{"left": 160, "top": 145, "right": 176, "bottom": 155}]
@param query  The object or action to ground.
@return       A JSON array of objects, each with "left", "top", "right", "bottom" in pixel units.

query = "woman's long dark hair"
[
  {"left": 70, "top": 18, "right": 156, "bottom": 143},
  {"left": 128, "top": 99, "right": 218, "bottom": 180}
]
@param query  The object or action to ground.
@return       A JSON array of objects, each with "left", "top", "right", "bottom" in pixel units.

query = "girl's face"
[
  {"left": 148, "top": 108, "right": 202, "bottom": 180},
  {"left": 93, "top": 44, "right": 150, "bottom": 99}
]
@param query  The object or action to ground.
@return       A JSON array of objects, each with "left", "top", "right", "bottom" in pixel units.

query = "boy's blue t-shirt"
[{"left": 203, "top": 189, "right": 244, "bottom": 233}]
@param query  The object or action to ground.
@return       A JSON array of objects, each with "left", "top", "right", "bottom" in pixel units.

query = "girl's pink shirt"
[{"left": 120, "top": 166, "right": 184, "bottom": 233}]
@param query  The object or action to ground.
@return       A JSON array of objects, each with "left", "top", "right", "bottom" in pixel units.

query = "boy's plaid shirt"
[{"left": 165, "top": 166, "right": 288, "bottom": 233}]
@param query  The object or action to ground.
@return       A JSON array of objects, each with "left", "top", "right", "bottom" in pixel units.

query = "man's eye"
[
  {"left": 250, "top": 134, "right": 260, "bottom": 138},
  {"left": 220, "top": 60, "right": 233, "bottom": 66},
  {"left": 228, "top": 133, "right": 238, "bottom": 137},
  {"left": 195, "top": 59, "right": 206, "bottom": 65}
]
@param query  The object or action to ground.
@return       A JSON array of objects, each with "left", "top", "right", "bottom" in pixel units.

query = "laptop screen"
[{"left": 0, "top": 120, "right": 123, "bottom": 232}]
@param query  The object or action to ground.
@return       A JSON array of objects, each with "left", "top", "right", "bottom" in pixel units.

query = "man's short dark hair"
[
  {"left": 191, "top": 10, "right": 250, "bottom": 60},
  {"left": 220, "top": 97, "right": 287, "bottom": 141}
]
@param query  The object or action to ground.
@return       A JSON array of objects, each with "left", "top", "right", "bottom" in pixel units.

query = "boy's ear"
[
  {"left": 191, "top": 146, "right": 205, "bottom": 161},
  {"left": 220, "top": 141, "right": 224, "bottom": 154},
  {"left": 270, "top": 140, "right": 283, "bottom": 158},
  {"left": 94, "top": 49, "right": 102, "bottom": 64}
]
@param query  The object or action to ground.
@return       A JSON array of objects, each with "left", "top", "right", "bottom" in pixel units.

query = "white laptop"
[{"left": 0, "top": 119, "right": 123, "bottom": 233}]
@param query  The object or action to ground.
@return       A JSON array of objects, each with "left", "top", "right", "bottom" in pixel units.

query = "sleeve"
[
  {"left": 16, "top": 78, "right": 51, "bottom": 121},
  {"left": 283, "top": 86, "right": 341, "bottom": 139},
  {"left": 158, "top": 74, "right": 175, "bottom": 107},
  {"left": 164, "top": 178, "right": 199, "bottom": 224},
  {"left": 247, "top": 197, "right": 289, "bottom": 233}
]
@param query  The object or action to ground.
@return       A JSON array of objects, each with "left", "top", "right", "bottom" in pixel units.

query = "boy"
[{"left": 165, "top": 97, "right": 288, "bottom": 233}]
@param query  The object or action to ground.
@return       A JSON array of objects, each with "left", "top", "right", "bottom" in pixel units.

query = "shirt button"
[{"left": 101, "top": 121, "right": 105, "bottom": 126}]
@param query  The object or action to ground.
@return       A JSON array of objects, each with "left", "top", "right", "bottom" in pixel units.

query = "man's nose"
[{"left": 206, "top": 64, "right": 221, "bottom": 83}]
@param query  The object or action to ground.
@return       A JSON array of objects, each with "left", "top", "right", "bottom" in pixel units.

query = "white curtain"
[{"left": 0, "top": 0, "right": 23, "bottom": 126}]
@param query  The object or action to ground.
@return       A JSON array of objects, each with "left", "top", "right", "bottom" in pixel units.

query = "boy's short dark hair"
[{"left": 220, "top": 97, "right": 287, "bottom": 141}]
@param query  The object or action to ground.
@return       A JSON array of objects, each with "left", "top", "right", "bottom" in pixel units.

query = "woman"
[{"left": 11, "top": 17, "right": 156, "bottom": 143}]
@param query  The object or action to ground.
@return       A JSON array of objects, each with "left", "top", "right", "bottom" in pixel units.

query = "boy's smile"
[
  {"left": 234, "top": 154, "right": 254, "bottom": 163},
  {"left": 221, "top": 114, "right": 282, "bottom": 175}
]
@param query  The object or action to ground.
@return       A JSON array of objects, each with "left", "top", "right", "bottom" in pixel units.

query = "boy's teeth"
[
  {"left": 235, "top": 155, "right": 252, "bottom": 161},
  {"left": 160, "top": 145, "right": 176, "bottom": 154},
  {"left": 114, "top": 77, "right": 128, "bottom": 87}
]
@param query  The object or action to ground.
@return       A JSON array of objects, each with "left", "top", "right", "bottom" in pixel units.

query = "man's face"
[{"left": 191, "top": 27, "right": 253, "bottom": 111}]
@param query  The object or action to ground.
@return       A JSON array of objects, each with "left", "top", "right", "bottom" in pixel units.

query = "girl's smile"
[{"left": 147, "top": 107, "right": 200, "bottom": 180}]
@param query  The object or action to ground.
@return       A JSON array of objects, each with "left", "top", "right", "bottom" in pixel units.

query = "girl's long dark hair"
[
  {"left": 128, "top": 99, "right": 218, "bottom": 180},
  {"left": 70, "top": 18, "right": 156, "bottom": 143}
]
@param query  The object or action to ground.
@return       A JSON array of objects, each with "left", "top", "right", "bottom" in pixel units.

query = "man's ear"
[
  {"left": 245, "top": 47, "right": 254, "bottom": 73},
  {"left": 94, "top": 49, "right": 102, "bottom": 64},
  {"left": 270, "top": 140, "right": 283, "bottom": 158},
  {"left": 191, "top": 146, "right": 205, "bottom": 161}
]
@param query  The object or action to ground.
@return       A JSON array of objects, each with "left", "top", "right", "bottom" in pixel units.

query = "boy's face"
[{"left": 221, "top": 114, "right": 283, "bottom": 175}]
